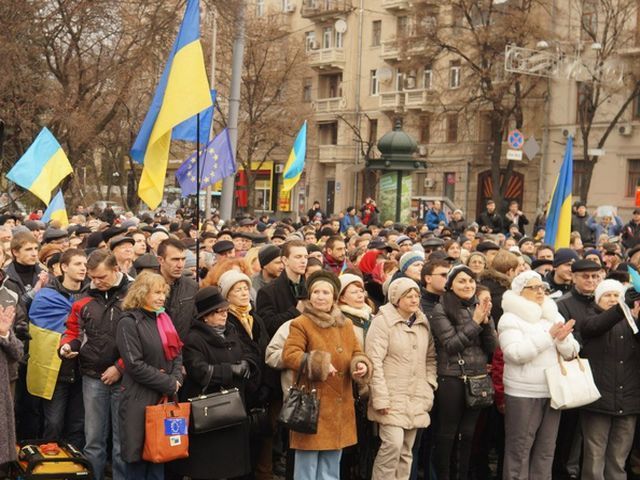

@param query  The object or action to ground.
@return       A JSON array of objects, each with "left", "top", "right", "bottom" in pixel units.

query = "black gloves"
[{"left": 231, "top": 360, "right": 251, "bottom": 379}]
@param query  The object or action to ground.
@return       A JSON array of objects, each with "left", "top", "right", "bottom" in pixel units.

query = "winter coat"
[
  {"left": 556, "top": 287, "right": 598, "bottom": 342},
  {"left": 170, "top": 320, "right": 258, "bottom": 479},
  {"left": 587, "top": 215, "right": 623, "bottom": 239},
  {"left": 572, "top": 213, "right": 595, "bottom": 244},
  {"left": 265, "top": 320, "right": 295, "bottom": 397},
  {"left": 61, "top": 273, "right": 129, "bottom": 378},
  {"left": 544, "top": 270, "right": 573, "bottom": 298},
  {"left": 4, "top": 261, "right": 44, "bottom": 311},
  {"left": 622, "top": 220, "right": 640, "bottom": 249},
  {"left": 429, "top": 297, "right": 498, "bottom": 377},
  {"left": 165, "top": 276, "right": 198, "bottom": 341},
  {"left": 498, "top": 290, "right": 580, "bottom": 398},
  {"left": 425, "top": 209, "right": 447, "bottom": 230},
  {"left": 0, "top": 331, "right": 22, "bottom": 464},
  {"left": 116, "top": 308, "right": 184, "bottom": 463},
  {"left": 420, "top": 289, "right": 441, "bottom": 317},
  {"left": 341, "top": 215, "right": 361, "bottom": 233},
  {"left": 449, "top": 218, "right": 468, "bottom": 237},
  {"left": 0, "top": 271, "right": 27, "bottom": 381},
  {"left": 480, "top": 269, "right": 511, "bottom": 325},
  {"left": 281, "top": 302, "right": 373, "bottom": 451},
  {"left": 476, "top": 210, "right": 504, "bottom": 234},
  {"left": 579, "top": 303, "right": 640, "bottom": 415},
  {"left": 365, "top": 303, "right": 437, "bottom": 429},
  {"left": 339, "top": 304, "right": 372, "bottom": 349},
  {"left": 256, "top": 271, "right": 306, "bottom": 337},
  {"left": 503, "top": 211, "right": 529, "bottom": 235}
]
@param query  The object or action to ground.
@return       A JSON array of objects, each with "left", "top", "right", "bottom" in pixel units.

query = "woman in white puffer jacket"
[{"left": 498, "top": 270, "right": 580, "bottom": 480}]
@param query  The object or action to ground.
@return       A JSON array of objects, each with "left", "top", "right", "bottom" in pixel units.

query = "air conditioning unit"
[
  {"left": 619, "top": 123, "right": 633, "bottom": 136},
  {"left": 424, "top": 177, "right": 435, "bottom": 189},
  {"left": 418, "top": 145, "right": 428, "bottom": 156},
  {"left": 285, "top": 4, "right": 296, "bottom": 13},
  {"left": 562, "top": 127, "right": 575, "bottom": 138},
  {"left": 275, "top": 164, "right": 284, "bottom": 173}
]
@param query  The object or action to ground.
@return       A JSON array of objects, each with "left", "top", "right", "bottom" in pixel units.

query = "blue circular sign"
[{"left": 508, "top": 130, "right": 524, "bottom": 149}]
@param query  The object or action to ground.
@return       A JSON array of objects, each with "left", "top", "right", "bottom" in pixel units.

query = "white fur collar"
[{"left": 501, "top": 289, "right": 559, "bottom": 324}]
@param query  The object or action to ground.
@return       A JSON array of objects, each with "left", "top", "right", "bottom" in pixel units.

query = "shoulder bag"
[
  {"left": 545, "top": 351, "right": 601, "bottom": 410},
  {"left": 458, "top": 353, "right": 494, "bottom": 409},
  {"left": 142, "top": 396, "right": 190, "bottom": 463},
  {"left": 278, "top": 353, "right": 320, "bottom": 434}
]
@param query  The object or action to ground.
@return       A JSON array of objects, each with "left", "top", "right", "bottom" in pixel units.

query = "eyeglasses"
[
  {"left": 214, "top": 308, "right": 229, "bottom": 315},
  {"left": 577, "top": 273, "right": 600, "bottom": 280},
  {"left": 522, "top": 285, "right": 546, "bottom": 292}
]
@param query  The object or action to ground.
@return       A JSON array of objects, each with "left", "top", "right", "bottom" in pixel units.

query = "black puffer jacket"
[
  {"left": 556, "top": 287, "right": 596, "bottom": 344},
  {"left": 580, "top": 304, "right": 640, "bottom": 415},
  {"left": 165, "top": 276, "right": 198, "bottom": 341},
  {"left": 429, "top": 295, "right": 497, "bottom": 377}
]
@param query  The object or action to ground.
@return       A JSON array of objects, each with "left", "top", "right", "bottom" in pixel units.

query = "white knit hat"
[
  {"left": 510, "top": 270, "right": 542, "bottom": 295},
  {"left": 387, "top": 277, "right": 420, "bottom": 306},
  {"left": 218, "top": 270, "right": 252, "bottom": 299},
  {"left": 339, "top": 273, "right": 364, "bottom": 297},
  {"left": 595, "top": 279, "right": 625, "bottom": 304}
]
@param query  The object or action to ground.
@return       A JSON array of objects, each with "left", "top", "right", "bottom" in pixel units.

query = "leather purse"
[
  {"left": 278, "top": 354, "right": 320, "bottom": 434},
  {"left": 188, "top": 379, "right": 247, "bottom": 434},
  {"left": 458, "top": 354, "right": 494, "bottom": 409},
  {"left": 142, "top": 396, "right": 190, "bottom": 463}
]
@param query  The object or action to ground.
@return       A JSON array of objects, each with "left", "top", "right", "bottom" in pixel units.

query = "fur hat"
[
  {"left": 339, "top": 273, "right": 364, "bottom": 297},
  {"left": 595, "top": 279, "right": 625, "bottom": 305},
  {"left": 387, "top": 277, "right": 420, "bottom": 306},
  {"left": 218, "top": 270, "right": 252, "bottom": 299},
  {"left": 306, "top": 270, "right": 341, "bottom": 300},
  {"left": 399, "top": 251, "right": 425, "bottom": 273}
]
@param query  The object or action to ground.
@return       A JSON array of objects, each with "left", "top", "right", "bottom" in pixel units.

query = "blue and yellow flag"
[
  {"left": 282, "top": 121, "right": 307, "bottom": 192},
  {"left": 546, "top": 136, "right": 574, "bottom": 249},
  {"left": 130, "top": 0, "right": 212, "bottom": 209},
  {"left": 7, "top": 128, "right": 73, "bottom": 205},
  {"left": 41, "top": 190, "right": 69, "bottom": 226}
]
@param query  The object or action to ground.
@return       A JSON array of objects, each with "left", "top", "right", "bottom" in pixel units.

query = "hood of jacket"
[
  {"left": 480, "top": 268, "right": 512, "bottom": 289},
  {"left": 501, "top": 289, "right": 559, "bottom": 324}
]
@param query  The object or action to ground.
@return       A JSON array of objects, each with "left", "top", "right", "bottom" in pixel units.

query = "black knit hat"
[
  {"left": 258, "top": 245, "right": 281, "bottom": 268},
  {"left": 444, "top": 264, "right": 476, "bottom": 291},
  {"left": 306, "top": 270, "right": 341, "bottom": 300}
]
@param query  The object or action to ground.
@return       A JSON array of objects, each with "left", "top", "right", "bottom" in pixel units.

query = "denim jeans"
[
  {"left": 42, "top": 379, "right": 85, "bottom": 448},
  {"left": 83, "top": 375, "right": 124, "bottom": 480},
  {"left": 294, "top": 450, "right": 342, "bottom": 480},
  {"left": 125, "top": 461, "right": 164, "bottom": 480}
]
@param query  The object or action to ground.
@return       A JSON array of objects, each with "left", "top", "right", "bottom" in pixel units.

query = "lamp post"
[{"left": 368, "top": 119, "right": 425, "bottom": 222}]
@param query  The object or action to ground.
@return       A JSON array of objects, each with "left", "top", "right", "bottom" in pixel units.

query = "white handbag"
[{"left": 545, "top": 352, "right": 601, "bottom": 410}]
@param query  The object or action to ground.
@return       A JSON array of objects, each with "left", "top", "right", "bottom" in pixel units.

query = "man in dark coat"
[
  {"left": 622, "top": 208, "right": 640, "bottom": 249},
  {"left": 157, "top": 238, "right": 198, "bottom": 341},
  {"left": 256, "top": 240, "right": 308, "bottom": 337},
  {"left": 545, "top": 248, "right": 578, "bottom": 299},
  {"left": 476, "top": 200, "right": 504, "bottom": 234},
  {"left": 571, "top": 202, "right": 595, "bottom": 245}
]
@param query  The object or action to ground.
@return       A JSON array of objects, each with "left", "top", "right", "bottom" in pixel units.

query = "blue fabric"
[
  {"left": 294, "top": 449, "right": 342, "bottom": 480},
  {"left": 340, "top": 214, "right": 361, "bottom": 233},
  {"left": 29, "top": 287, "right": 74, "bottom": 333},
  {"left": 172, "top": 89, "right": 217, "bottom": 143},
  {"left": 425, "top": 209, "right": 447, "bottom": 230}
]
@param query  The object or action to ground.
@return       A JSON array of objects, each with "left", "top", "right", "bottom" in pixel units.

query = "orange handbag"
[{"left": 142, "top": 396, "right": 191, "bottom": 463}]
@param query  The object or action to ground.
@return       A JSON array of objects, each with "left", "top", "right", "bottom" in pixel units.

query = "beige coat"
[{"left": 366, "top": 303, "right": 438, "bottom": 429}]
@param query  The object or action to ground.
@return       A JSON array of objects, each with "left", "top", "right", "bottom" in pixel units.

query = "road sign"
[
  {"left": 523, "top": 136, "right": 540, "bottom": 160},
  {"left": 506, "top": 149, "right": 523, "bottom": 161},
  {"left": 507, "top": 129, "right": 524, "bottom": 149}
]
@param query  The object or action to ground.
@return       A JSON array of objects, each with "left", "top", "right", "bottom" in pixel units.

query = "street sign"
[
  {"left": 506, "top": 149, "right": 523, "bottom": 161},
  {"left": 523, "top": 136, "right": 540, "bottom": 160},
  {"left": 507, "top": 129, "right": 524, "bottom": 149},
  {"left": 588, "top": 148, "right": 605, "bottom": 157}
]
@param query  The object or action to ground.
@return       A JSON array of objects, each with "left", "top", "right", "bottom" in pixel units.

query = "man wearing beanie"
[
  {"left": 545, "top": 248, "right": 579, "bottom": 298},
  {"left": 251, "top": 245, "right": 284, "bottom": 298},
  {"left": 398, "top": 251, "right": 425, "bottom": 283}
]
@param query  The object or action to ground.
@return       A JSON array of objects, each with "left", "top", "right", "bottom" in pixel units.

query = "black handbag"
[
  {"left": 278, "top": 353, "right": 320, "bottom": 434},
  {"left": 458, "top": 354, "right": 494, "bottom": 409},
  {"left": 188, "top": 366, "right": 247, "bottom": 434}
]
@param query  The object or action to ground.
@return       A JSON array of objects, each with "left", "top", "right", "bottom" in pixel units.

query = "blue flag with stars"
[{"left": 175, "top": 128, "right": 236, "bottom": 197}]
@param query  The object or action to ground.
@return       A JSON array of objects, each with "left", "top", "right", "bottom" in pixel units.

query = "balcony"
[
  {"left": 404, "top": 89, "right": 436, "bottom": 110},
  {"left": 381, "top": 40, "right": 400, "bottom": 61},
  {"left": 379, "top": 92, "right": 405, "bottom": 112},
  {"left": 301, "top": 0, "right": 352, "bottom": 21},
  {"left": 313, "top": 97, "right": 347, "bottom": 113},
  {"left": 318, "top": 144, "right": 354, "bottom": 164},
  {"left": 382, "top": 0, "right": 410, "bottom": 10},
  {"left": 308, "top": 48, "right": 346, "bottom": 70}
]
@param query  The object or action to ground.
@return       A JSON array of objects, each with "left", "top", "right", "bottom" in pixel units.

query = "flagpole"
[
  {"left": 196, "top": 113, "right": 201, "bottom": 276},
  {"left": 205, "top": 4, "right": 217, "bottom": 221}
]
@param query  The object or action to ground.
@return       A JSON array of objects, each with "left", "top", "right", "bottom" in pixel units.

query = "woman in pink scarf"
[{"left": 116, "top": 271, "right": 184, "bottom": 480}]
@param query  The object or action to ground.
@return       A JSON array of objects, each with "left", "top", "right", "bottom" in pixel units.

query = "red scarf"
[{"left": 156, "top": 311, "right": 183, "bottom": 361}]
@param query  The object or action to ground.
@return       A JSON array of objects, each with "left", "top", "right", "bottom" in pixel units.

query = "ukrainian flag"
[
  {"left": 546, "top": 136, "right": 574, "bottom": 249},
  {"left": 282, "top": 121, "right": 307, "bottom": 192},
  {"left": 7, "top": 128, "right": 73, "bottom": 205},
  {"left": 41, "top": 190, "right": 69, "bottom": 226},
  {"left": 130, "top": 0, "right": 212, "bottom": 209}
]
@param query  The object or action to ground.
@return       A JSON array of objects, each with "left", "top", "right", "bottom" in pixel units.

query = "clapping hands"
[{"left": 0, "top": 305, "right": 16, "bottom": 336}]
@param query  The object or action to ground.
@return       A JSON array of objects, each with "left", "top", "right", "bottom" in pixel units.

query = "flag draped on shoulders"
[
  {"left": 545, "top": 136, "right": 574, "bottom": 249},
  {"left": 7, "top": 128, "right": 72, "bottom": 205},
  {"left": 130, "top": 0, "right": 212, "bottom": 209},
  {"left": 282, "top": 121, "right": 307, "bottom": 192}
]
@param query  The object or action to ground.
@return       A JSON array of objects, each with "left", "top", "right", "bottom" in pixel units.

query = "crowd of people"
[{"left": 1, "top": 197, "right": 640, "bottom": 480}]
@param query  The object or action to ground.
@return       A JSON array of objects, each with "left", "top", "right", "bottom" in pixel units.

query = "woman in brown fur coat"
[{"left": 282, "top": 270, "right": 373, "bottom": 480}]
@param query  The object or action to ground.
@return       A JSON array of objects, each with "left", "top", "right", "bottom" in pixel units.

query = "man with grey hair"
[{"left": 147, "top": 230, "right": 169, "bottom": 256}]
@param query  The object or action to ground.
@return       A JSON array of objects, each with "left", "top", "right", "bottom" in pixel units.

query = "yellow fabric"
[
  {"left": 138, "top": 40, "right": 212, "bottom": 209},
  {"left": 281, "top": 147, "right": 302, "bottom": 193},
  {"left": 27, "top": 324, "right": 63, "bottom": 400},
  {"left": 554, "top": 195, "right": 572, "bottom": 249},
  {"left": 29, "top": 149, "right": 73, "bottom": 205},
  {"left": 229, "top": 303, "right": 254, "bottom": 339},
  {"left": 50, "top": 208, "right": 69, "bottom": 226}
]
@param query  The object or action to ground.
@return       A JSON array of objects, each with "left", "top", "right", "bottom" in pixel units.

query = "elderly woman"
[
  {"left": 498, "top": 271, "right": 579, "bottom": 480},
  {"left": 282, "top": 271, "right": 373, "bottom": 480},
  {"left": 429, "top": 265, "right": 497, "bottom": 480},
  {"left": 116, "top": 271, "right": 184, "bottom": 480},
  {"left": 0, "top": 305, "right": 21, "bottom": 477},
  {"left": 170, "top": 286, "right": 259, "bottom": 480},
  {"left": 466, "top": 251, "right": 487, "bottom": 276},
  {"left": 366, "top": 278, "right": 437, "bottom": 480},
  {"left": 338, "top": 274, "right": 374, "bottom": 346},
  {"left": 579, "top": 279, "right": 640, "bottom": 480}
]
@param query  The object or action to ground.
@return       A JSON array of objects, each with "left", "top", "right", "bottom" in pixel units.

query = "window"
[
  {"left": 581, "top": 0, "right": 598, "bottom": 37},
  {"left": 443, "top": 172, "right": 456, "bottom": 202},
  {"left": 255, "top": 170, "right": 272, "bottom": 211},
  {"left": 282, "top": 0, "right": 290, "bottom": 11},
  {"left": 369, "top": 119, "right": 378, "bottom": 144},
  {"left": 370, "top": 69, "right": 379, "bottom": 96},
  {"left": 573, "top": 159, "right": 588, "bottom": 198},
  {"left": 446, "top": 114, "right": 458, "bottom": 143},
  {"left": 323, "top": 27, "right": 332, "bottom": 49},
  {"left": 449, "top": 61, "right": 461, "bottom": 89},
  {"left": 478, "top": 113, "right": 493, "bottom": 142},
  {"left": 419, "top": 116, "right": 430, "bottom": 144},
  {"left": 302, "top": 78, "right": 313, "bottom": 102},
  {"left": 397, "top": 16, "right": 409, "bottom": 37},
  {"left": 305, "top": 31, "right": 316, "bottom": 51},
  {"left": 318, "top": 122, "right": 338, "bottom": 145},
  {"left": 256, "top": 0, "right": 265, "bottom": 17},
  {"left": 628, "top": 159, "right": 640, "bottom": 197},
  {"left": 424, "top": 66, "right": 433, "bottom": 89},
  {"left": 395, "top": 70, "right": 404, "bottom": 92},
  {"left": 372, "top": 20, "right": 382, "bottom": 47},
  {"left": 335, "top": 30, "right": 344, "bottom": 49}
]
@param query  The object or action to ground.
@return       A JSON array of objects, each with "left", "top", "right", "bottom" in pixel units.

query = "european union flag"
[{"left": 175, "top": 128, "right": 236, "bottom": 197}]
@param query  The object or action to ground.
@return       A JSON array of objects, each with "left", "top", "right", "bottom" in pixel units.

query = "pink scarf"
[{"left": 156, "top": 311, "right": 183, "bottom": 361}]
